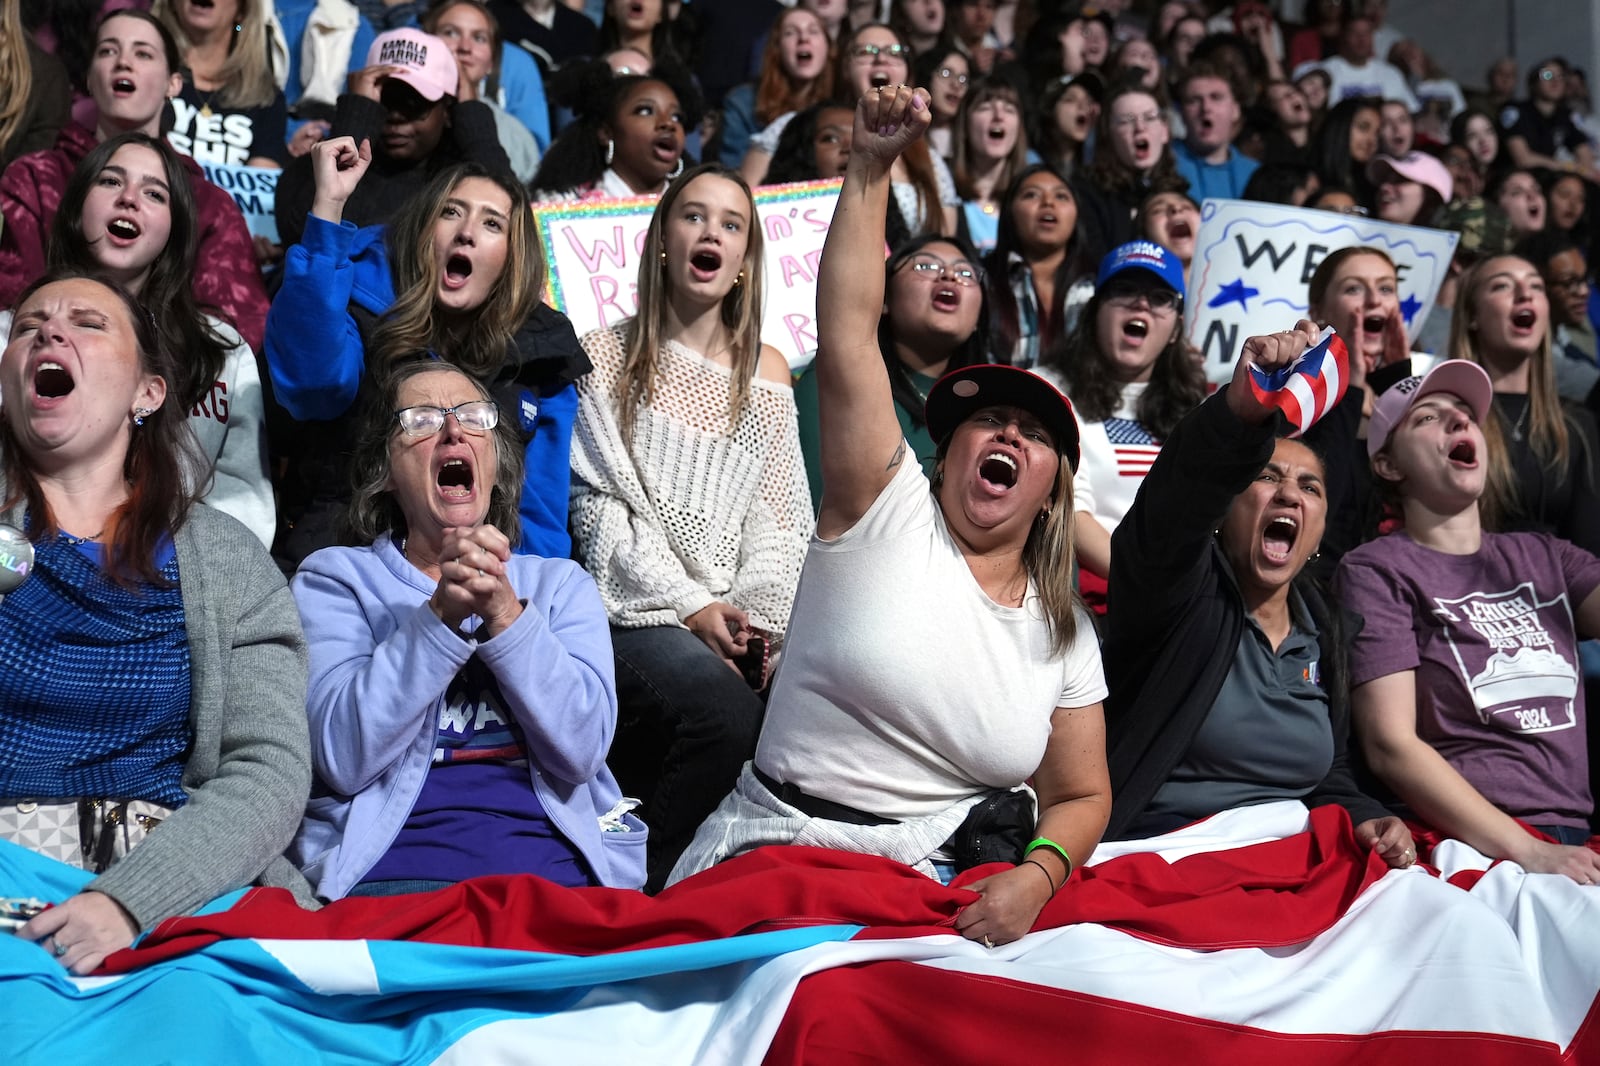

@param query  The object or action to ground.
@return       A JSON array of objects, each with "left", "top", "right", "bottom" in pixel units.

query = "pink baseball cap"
[
  {"left": 1366, "top": 359, "right": 1493, "bottom": 459},
  {"left": 367, "top": 28, "right": 458, "bottom": 102},
  {"left": 1367, "top": 151, "right": 1454, "bottom": 204}
]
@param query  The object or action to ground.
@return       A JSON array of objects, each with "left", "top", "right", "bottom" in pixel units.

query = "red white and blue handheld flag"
[{"left": 1247, "top": 326, "right": 1349, "bottom": 437}]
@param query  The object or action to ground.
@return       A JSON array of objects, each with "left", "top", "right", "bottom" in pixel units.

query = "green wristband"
[{"left": 1025, "top": 837, "right": 1074, "bottom": 880}]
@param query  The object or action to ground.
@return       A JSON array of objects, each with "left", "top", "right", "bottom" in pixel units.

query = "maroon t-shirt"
[{"left": 1337, "top": 531, "right": 1600, "bottom": 829}]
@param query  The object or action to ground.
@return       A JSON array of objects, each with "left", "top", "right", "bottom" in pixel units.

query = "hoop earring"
[
  {"left": 604, "top": 140, "right": 615, "bottom": 166},
  {"left": 668, "top": 156, "right": 684, "bottom": 180}
]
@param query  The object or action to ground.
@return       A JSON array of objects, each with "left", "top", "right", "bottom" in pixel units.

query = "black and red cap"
[{"left": 924, "top": 364, "right": 1081, "bottom": 471}]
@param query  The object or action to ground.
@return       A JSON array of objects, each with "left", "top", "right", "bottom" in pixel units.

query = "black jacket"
[
  {"left": 1102, "top": 388, "right": 1390, "bottom": 839},
  {"left": 275, "top": 94, "right": 511, "bottom": 247}
]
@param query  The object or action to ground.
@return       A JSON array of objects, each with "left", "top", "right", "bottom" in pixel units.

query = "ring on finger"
[{"left": 51, "top": 937, "right": 68, "bottom": 957}]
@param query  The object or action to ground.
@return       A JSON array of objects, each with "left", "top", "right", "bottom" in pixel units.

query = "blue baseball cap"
[{"left": 1096, "top": 240, "right": 1186, "bottom": 297}]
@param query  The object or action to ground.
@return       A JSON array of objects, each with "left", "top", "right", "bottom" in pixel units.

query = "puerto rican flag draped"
[
  {"left": 1247, "top": 326, "right": 1350, "bottom": 437},
  {"left": 4, "top": 802, "right": 1598, "bottom": 1065}
]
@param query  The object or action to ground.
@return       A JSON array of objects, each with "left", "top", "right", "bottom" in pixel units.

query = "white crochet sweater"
[{"left": 570, "top": 326, "right": 812, "bottom": 641}]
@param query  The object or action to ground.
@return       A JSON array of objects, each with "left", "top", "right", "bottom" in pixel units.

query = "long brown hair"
[
  {"left": 371, "top": 164, "right": 545, "bottom": 380},
  {"left": 1448, "top": 254, "right": 1571, "bottom": 526},
  {"left": 754, "top": 7, "right": 834, "bottom": 127},
  {"left": 950, "top": 76, "right": 1029, "bottom": 202},
  {"left": 618, "top": 164, "right": 767, "bottom": 438},
  {"left": 2, "top": 271, "right": 204, "bottom": 586}
]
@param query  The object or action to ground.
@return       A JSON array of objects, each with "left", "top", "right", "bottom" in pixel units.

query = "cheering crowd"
[{"left": 2, "top": 0, "right": 1599, "bottom": 989}]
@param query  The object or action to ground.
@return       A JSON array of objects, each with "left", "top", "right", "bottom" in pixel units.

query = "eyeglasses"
[
  {"left": 898, "top": 254, "right": 980, "bottom": 284},
  {"left": 393, "top": 400, "right": 500, "bottom": 437},
  {"left": 1111, "top": 109, "right": 1165, "bottom": 130},
  {"left": 1551, "top": 275, "right": 1590, "bottom": 292},
  {"left": 851, "top": 43, "right": 911, "bottom": 60},
  {"left": 1103, "top": 284, "right": 1181, "bottom": 314},
  {"left": 935, "top": 67, "right": 969, "bottom": 85},
  {"left": 1540, "top": 67, "right": 1565, "bottom": 82}
]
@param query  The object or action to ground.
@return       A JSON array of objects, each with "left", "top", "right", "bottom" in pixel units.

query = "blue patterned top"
[{"left": 0, "top": 533, "right": 191, "bottom": 806}]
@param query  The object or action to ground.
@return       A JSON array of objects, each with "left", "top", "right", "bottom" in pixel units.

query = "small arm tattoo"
[{"left": 885, "top": 440, "right": 906, "bottom": 472}]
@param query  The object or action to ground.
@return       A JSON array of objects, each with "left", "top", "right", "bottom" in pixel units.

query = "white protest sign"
[
  {"left": 1186, "top": 198, "right": 1459, "bottom": 383},
  {"left": 197, "top": 161, "right": 280, "bottom": 244},
  {"left": 532, "top": 179, "right": 841, "bottom": 372}
]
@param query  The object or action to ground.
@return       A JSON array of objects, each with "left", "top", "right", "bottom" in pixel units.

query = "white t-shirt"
[
  {"left": 755, "top": 453, "right": 1107, "bottom": 821},
  {"left": 1069, "top": 380, "right": 1157, "bottom": 538},
  {"left": 1296, "top": 56, "right": 1419, "bottom": 111}
]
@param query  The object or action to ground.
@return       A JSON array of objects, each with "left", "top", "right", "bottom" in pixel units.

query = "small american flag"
[
  {"left": 1104, "top": 418, "right": 1161, "bottom": 477},
  {"left": 1247, "top": 326, "right": 1350, "bottom": 437}
]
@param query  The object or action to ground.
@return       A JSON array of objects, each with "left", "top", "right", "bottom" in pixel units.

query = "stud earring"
[
  {"left": 133, "top": 407, "right": 153, "bottom": 427},
  {"left": 659, "top": 249, "right": 668, "bottom": 267}
]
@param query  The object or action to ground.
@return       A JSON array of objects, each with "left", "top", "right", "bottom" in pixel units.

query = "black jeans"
[{"left": 608, "top": 625, "right": 764, "bottom": 892}]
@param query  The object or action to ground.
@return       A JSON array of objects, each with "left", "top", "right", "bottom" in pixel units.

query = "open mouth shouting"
[
  {"left": 105, "top": 217, "right": 142, "bottom": 244},
  {"left": 442, "top": 253, "right": 473, "bottom": 291},
  {"left": 1122, "top": 317, "right": 1150, "bottom": 342},
  {"left": 110, "top": 77, "right": 138, "bottom": 97},
  {"left": 1362, "top": 312, "right": 1388, "bottom": 335},
  {"left": 1261, "top": 514, "right": 1298, "bottom": 565},
  {"left": 931, "top": 284, "right": 962, "bottom": 311},
  {"left": 978, "top": 450, "right": 1019, "bottom": 491},
  {"left": 435, "top": 455, "right": 476, "bottom": 502},
  {"left": 1132, "top": 135, "right": 1152, "bottom": 163},
  {"left": 689, "top": 247, "right": 723, "bottom": 282},
  {"left": 1447, "top": 437, "right": 1478, "bottom": 467},
  {"left": 1167, "top": 218, "right": 1193, "bottom": 241},
  {"left": 652, "top": 131, "right": 682, "bottom": 163},
  {"left": 1510, "top": 307, "right": 1539, "bottom": 333},
  {"left": 987, "top": 122, "right": 1010, "bottom": 144},
  {"left": 869, "top": 70, "right": 893, "bottom": 89},
  {"left": 33, "top": 360, "right": 75, "bottom": 401}
]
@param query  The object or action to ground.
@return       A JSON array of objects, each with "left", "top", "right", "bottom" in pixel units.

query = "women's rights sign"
[
  {"left": 532, "top": 179, "right": 843, "bottom": 373},
  {"left": 1186, "top": 199, "right": 1460, "bottom": 383}
]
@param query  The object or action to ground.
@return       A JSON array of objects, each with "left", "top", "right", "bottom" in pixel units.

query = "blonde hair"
[
  {"left": 152, "top": 0, "right": 277, "bottom": 109},
  {"left": 371, "top": 164, "right": 545, "bottom": 379},
  {"left": 1448, "top": 254, "right": 1569, "bottom": 526},
  {"left": 1024, "top": 453, "right": 1082, "bottom": 657},
  {"left": 618, "top": 164, "right": 767, "bottom": 438},
  {"left": 0, "top": 0, "right": 30, "bottom": 154}
]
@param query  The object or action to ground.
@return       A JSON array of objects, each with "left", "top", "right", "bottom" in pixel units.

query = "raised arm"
[
  {"left": 1111, "top": 322, "right": 1318, "bottom": 638},
  {"left": 814, "top": 87, "right": 934, "bottom": 539}
]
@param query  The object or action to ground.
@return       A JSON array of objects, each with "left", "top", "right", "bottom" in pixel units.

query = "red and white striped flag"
[{"left": 1247, "top": 326, "right": 1349, "bottom": 437}]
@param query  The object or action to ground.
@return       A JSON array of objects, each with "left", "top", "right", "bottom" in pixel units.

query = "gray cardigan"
[{"left": 4, "top": 500, "right": 317, "bottom": 928}]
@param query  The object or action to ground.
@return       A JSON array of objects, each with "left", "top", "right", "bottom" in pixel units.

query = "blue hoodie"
[{"left": 264, "top": 214, "right": 587, "bottom": 562}]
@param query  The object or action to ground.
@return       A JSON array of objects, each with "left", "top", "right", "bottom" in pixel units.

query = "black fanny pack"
[{"left": 947, "top": 789, "right": 1036, "bottom": 871}]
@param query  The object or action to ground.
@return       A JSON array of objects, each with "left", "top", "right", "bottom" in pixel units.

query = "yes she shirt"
[{"left": 168, "top": 80, "right": 289, "bottom": 167}]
